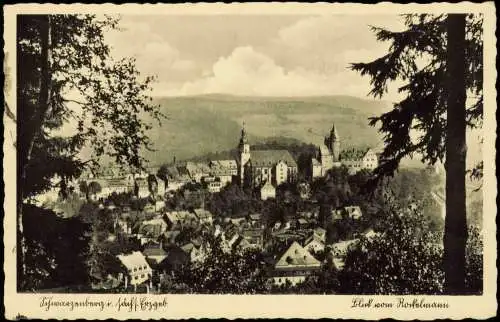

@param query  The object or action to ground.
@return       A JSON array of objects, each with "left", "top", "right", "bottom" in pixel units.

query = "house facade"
[
  {"left": 260, "top": 180, "right": 276, "bottom": 200},
  {"left": 271, "top": 241, "right": 321, "bottom": 286},
  {"left": 117, "top": 251, "right": 153, "bottom": 286}
]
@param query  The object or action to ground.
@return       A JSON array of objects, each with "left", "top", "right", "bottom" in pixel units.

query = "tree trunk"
[
  {"left": 18, "top": 15, "right": 52, "bottom": 290},
  {"left": 443, "top": 14, "right": 468, "bottom": 294}
]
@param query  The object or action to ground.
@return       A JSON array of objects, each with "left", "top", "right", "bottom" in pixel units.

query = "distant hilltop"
[
  {"left": 155, "top": 93, "right": 392, "bottom": 112},
  {"left": 85, "top": 94, "right": 481, "bottom": 172},
  {"left": 136, "top": 94, "right": 390, "bottom": 165}
]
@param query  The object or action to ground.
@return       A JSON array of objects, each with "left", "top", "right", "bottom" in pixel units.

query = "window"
[{"left": 141, "top": 274, "right": 145, "bottom": 278}]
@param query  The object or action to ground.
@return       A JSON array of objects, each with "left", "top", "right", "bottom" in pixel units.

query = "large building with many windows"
[{"left": 237, "top": 124, "right": 298, "bottom": 188}]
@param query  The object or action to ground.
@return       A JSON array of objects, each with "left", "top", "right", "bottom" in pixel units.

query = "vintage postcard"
[{"left": 3, "top": 2, "right": 497, "bottom": 320}]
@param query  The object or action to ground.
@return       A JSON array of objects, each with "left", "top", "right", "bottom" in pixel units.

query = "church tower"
[
  {"left": 329, "top": 123, "right": 341, "bottom": 162},
  {"left": 238, "top": 122, "right": 251, "bottom": 185}
]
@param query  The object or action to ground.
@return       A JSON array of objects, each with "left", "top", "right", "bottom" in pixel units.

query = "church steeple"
[
  {"left": 330, "top": 123, "right": 339, "bottom": 142},
  {"left": 329, "top": 122, "right": 340, "bottom": 162},
  {"left": 239, "top": 121, "right": 248, "bottom": 145},
  {"left": 238, "top": 121, "right": 251, "bottom": 186}
]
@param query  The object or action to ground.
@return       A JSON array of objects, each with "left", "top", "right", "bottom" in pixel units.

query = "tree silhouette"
[
  {"left": 87, "top": 181, "right": 102, "bottom": 200},
  {"left": 351, "top": 14, "right": 483, "bottom": 293},
  {"left": 17, "top": 14, "right": 163, "bottom": 289}
]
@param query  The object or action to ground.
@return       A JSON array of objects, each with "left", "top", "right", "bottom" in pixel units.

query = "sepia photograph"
[{"left": 3, "top": 2, "right": 497, "bottom": 319}]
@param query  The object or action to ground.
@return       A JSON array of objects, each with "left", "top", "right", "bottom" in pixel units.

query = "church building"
[{"left": 237, "top": 124, "right": 298, "bottom": 188}]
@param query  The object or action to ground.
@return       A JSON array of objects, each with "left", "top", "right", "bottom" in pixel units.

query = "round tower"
[{"left": 330, "top": 123, "right": 340, "bottom": 162}]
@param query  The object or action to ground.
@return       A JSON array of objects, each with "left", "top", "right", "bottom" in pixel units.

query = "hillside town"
[
  {"left": 12, "top": 12, "right": 485, "bottom": 306},
  {"left": 36, "top": 123, "right": 386, "bottom": 293}
]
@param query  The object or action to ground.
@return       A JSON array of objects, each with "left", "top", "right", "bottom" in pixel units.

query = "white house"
[
  {"left": 311, "top": 158, "right": 322, "bottom": 180},
  {"left": 271, "top": 241, "right": 321, "bottom": 286},
  {"left": 260, "top": 181, "right": 276, "bottom": 200},
  {"left": 117, "top": 251, "right": 152, "bottom": 286}
]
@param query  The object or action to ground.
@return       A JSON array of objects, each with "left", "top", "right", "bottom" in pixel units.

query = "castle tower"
[
  {"left": 329, "top": 123, "right": 341, "bottom": 162},
  {"left": 238, "top": 122, "right": 251, "bottom": 185}
]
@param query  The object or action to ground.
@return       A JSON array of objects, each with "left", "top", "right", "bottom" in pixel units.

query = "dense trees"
[
  {"left": 17, "top": 14, "right": 162, "bottom": 290},
  {"left": 339, "top": 198, "right": 445, "bottom": 294},
  {"left": 337, "top": 192, "right": 483, "bottom": 295},
  {"left": 351, "top": 14, "right": 483, "bottom": 293},
  {"left": 168, "top": 235, "right": 271, "bottom": 294},
  {"left": 21, "top": 204, "right": 91, "bottom": 291}
]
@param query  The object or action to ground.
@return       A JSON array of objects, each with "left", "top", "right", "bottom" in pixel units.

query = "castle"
[
  {"left": 311, "top": 123, "right": 379, "bottom": 178},
  {"left": 237, "top": 124, "right": 298, "bottom": 188}
]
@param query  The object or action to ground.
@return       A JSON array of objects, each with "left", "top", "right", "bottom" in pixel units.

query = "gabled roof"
[
  {"left": 241, "top": 228, "right": 264, "bottom": 238},
  {"left": 304, "top": 233, "right": 325, "bottom": 247},
  {"left": 193, "top": 208, "right": 213, "bottom": 220},
  {"left": 311, "top": 158, "right": 321, "bottom": 166},
  {"left": 344, "top": 206, "right": 362, "bottom": 217},
  {"left": 275, "top": 241, "right": 321, "bottom": 269},
  {"left": 314, "top": 227, "right": 326, "bottom": 236},
  {"left": 236, "top": 237, "right": 252, "bottom": 249},
  {"left": 339, "top": 147, "right": 371, "bottom": 161},
  {"left": 139, "top": 224, "right": 164, "bottom": 238},
  {"left": 250, "top": 150, "right": 297, "bottom": 168},
  {"left": 117, "top": 251, "right": 151, "bottom": 271},
  {"left": 319, "top": 144, "right": 331, "bottom": 156},
  {"left": 180, "top": 243, "right": 194, "bottom": 253},
  {"left": 165, "top": 211, "right": 196, "bottom": 223},
  {"left": 261, "top": 180, "right": 275, "bottom": 191},
  {"left": 143, "top": 244, "right": 167, "bottom": 257}
]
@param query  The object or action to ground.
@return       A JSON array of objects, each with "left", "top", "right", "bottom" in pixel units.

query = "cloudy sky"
[{"left": 105, "top": 14, "right": 407, "bottom": 100}]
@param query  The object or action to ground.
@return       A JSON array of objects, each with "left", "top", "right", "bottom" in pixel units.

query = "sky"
[{"left": 105, "top": 14, "right": 407, "bottom": 101}]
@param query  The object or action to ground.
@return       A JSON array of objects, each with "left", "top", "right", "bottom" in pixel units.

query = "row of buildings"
[{"left": 71, "top": 121, "right": 379, "bottom": 205}]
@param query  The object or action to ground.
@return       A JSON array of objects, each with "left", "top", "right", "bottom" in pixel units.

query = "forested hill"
[{"left": 140, "top": 94, "right": 389, "bottom": 166}]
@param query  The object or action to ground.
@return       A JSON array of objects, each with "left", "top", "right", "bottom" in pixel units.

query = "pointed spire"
[
  {"left": 240, "top": 121, "right": 248, "bottom": 144},
  {"left": 330, "top": 123, "right": 339, "bottom": 141}
]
